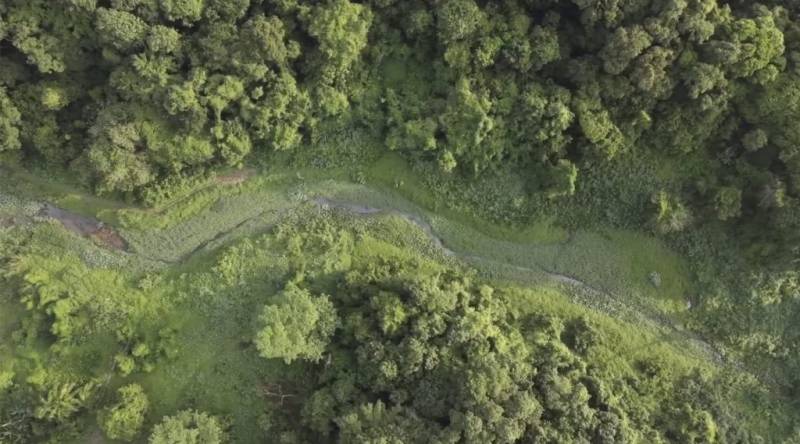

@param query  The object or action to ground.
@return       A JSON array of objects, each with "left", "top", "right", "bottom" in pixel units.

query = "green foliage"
[
  {"left": 3, "top": 0, "right": 800, "bottom": 441},
  {"left": 86, "top": 108, "right": 157, "bottom": 193},
  {"left": 0, "top": 179, "right": 797, "bottom": 441},
  {"left": 544, "top": 160, "right": 578, "bottom": 199},
  {"left": 0, "top": 87, "right": 21, "bottom": 152},
  {"left": 160, "top": 0, "right": 205, "bottom": 24},
  {"left": 296, "top": 265, "right": 549, "bottom": 441},
  {"left": 305, "top": 0, "right": 373, "bottom": 83},
  {"left": 213, "top": 121, "right": 252, "bottom": 166},
  {"left": 651, "top": 191, "right": 692, "bottom": 234},
  {"left": 600, "top": 25, "right": 653, "bottom": 75},
  {"left": 96, "top": 8, "right": 150, "bottom": 52},
  {"left": 147, "top": 25, "right": 181, "bottom": 54},
  {"left": 34, "top": 379, "right": 98, "bottom": 423},
  {"left": 436, "top": 0, "right": 483, "bottom": 43},
  {"left": 713, "top": 186, "right": 742, "bottom": 221},
  {"left": 441, "top": 78, "right": 495, "bottom": 173},
  {"left": 1, "top": 0, "right": 792, "bottom": 230},
  {"left": 241, "top": 15, "right": 294, "bottom": 67},
  {"left": 99, "top": 384, "right": 149, "bottom": 442},
  {"left": 10, "top": 251, "right": 149, "bottom": 341},
  {"left": 576, "top": 99, "right": 626, "bottom": 160},
  {"left": 722, "top": 12, "right": 785, "bottom": 80},
  {"left": 529, "top": 25, "right": 561, "bottom": 71},
  {"left": 514, "top": 81, "right": 574, "bottom": 160},
  {"left": 149, "top": 410, "right": 226, "bottom": 444},
  {"left": 255, "top": 283, "right": 338, "bottom": 364},
  {"left": 233, "top": 242, "right": 750, "bottom": 442},
  {"left": 742, "top": 128, "right": 768, "bottom": 152}
]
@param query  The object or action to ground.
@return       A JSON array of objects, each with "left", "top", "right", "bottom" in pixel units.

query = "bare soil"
[
  {"left": 92, "top": 226, "right": 128, "bottom": 251},
  {"left": 40, "top": 204, "right": 128, "bottom": 251},
  {"left": 216, "top": 168, "right": 255, "bottom": 186}
]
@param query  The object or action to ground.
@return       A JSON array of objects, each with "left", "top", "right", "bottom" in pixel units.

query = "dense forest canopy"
[
  {"left": 1, "top": 0, "right": 799, "bottom": 266},
  {"left": 0, "top": 5, "right": 784, "bottom": 179},
  {"left": 2, "top": 0, "right": 800, "bottom": 442},
  {"left": 267, "top": 255, "right": 741, "bottom": 443}
]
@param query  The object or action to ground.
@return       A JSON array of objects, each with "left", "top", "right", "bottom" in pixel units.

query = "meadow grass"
[{"left": 4, "top": 156, "right": 697, "bottom": 327}]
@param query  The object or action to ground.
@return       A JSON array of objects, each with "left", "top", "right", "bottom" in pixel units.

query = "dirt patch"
[
  {"left": 313, "top": 197, "right": 382, "bottom": 215},
  {"left": 216, "top": 168, "right": 255, "bottom": 186},
  {"left": 40, "top": 204, "right": 100, "bottom": 235},
  {"left": 92, "top": 226, "right": 128, "bottom": 251},
  {"left": 39, "top": 204, "right": 128, "bottom": 252},
  {"left": 0, "top": 216, "right": 15, "bottom": 228}
]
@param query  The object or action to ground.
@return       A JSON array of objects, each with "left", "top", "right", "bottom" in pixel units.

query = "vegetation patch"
[{"left": 2, "top": 0, "right": 800, "bottom": 441}]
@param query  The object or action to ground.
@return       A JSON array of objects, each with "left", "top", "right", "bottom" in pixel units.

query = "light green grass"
[
  {"left": 547, "top": 230, "right": 694, "bottom": 313},
  {"left": 4, "top": 158, "right": 693, "bottom": 321},
  {"left": 311, "top": 176, "right": 693, "bottom": 320},
  {"left": 508, "top": 285, "right": 704, "bottom": 374},
  {"left": 365, "top": 153, "right": 565, "bottom": 242}
]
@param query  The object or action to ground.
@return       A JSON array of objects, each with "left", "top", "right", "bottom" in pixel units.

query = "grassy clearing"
[
  {"left": 1, "top": 166, "right": 128, "bottom": 216},
  {"left": 3, "top": 157, "right": 696, "bottom": 323},
  {"left": 364, "top": 153, "right": 566, "bottom": 243},
  {"left": 315, "top": 176, "right": 694, "bottom": 320},
  {"left": 546, "top": 230, "right": 694, "bottom": 314},
  {"left": 135, "top": 308, "right": 282, "bottom": 442}
]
